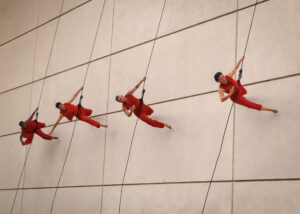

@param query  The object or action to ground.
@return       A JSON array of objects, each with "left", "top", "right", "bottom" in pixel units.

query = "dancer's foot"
[{"left": 164, "top": 123, "right": 172, "bottom": 129}]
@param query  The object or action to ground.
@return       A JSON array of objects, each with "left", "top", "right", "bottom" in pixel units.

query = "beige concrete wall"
[{"left": 0, "top": 0, "right": 299, "bottom": 213}]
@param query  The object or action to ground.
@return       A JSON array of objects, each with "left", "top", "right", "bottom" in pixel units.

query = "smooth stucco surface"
[{"left": 0, "top": 0, "right": 299, "bottom": 213}]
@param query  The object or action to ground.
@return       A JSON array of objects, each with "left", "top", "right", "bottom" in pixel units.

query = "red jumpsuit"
[
  {"left": 60, "top": 102, "right": 100, "bottom": 127},
  {"left": 21, "top": 120, "right": 52, "bottom": 145},
  {"left": 219, "top": 75, "right": 262, "bottom": 111},
  {"left": 123, "top": 94, "right": 164, "bottom": 128}
]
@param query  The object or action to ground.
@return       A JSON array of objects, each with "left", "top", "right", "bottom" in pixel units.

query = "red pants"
[
  {"left": 77, "top": 107, "right": 100, "bottom": 127},
  {"left": 136, "top": 105, "right": 164, "bottom": 128},
  {"left": 23, "top": 125, "right": 52, "bottom": 145},
  {"left": 234, "top": 95, "right": 262, "bottom": 111}
]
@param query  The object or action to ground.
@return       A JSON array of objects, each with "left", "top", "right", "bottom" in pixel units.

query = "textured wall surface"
[{"left": 0, "top": 0, "right": 299, "bottom": 213}]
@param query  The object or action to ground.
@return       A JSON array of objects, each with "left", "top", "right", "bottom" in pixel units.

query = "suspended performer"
[
  {"left": 115, "top": 76, "right": 172, "bottom": 129},
  {"left": 214, "top": 56, "right": 278, "bottom": 113},
  {"left": 19, "top": 108, "right": 58, "bottom": 146},
  {"left": 49, "top": 86, "right": 108, "bottom": 135}
]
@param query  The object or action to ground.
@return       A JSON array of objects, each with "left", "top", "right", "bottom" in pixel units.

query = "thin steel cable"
[
  {"left": 118, "top": 0, "right": 167, "bottom": 213},
  {"left": 201, "top": 1, "right": 258, "bottom": 213},
  {"left": 48, "top": 1, "right": 107, "bottom": 213}
]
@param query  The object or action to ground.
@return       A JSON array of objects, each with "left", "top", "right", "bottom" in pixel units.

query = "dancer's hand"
[
  {"left": 131, "top": 105, "right": 136, "bottom": 111},
  {"left": 229, "top": 87, "right": 235, "bottom": 95},
  {"left": 142, "top": 76, "right": 146, "bottom": 82}
]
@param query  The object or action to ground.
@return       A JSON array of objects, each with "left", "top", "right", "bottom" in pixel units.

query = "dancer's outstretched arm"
[
  {"left": 67, "top": 86, "right": 83, "bottom": 103},
  {"left": 127, "top": 76, "right": 146, "bottom": 95},
  {"left": 228, "top": 56, "right": 244, "bottom": 77},
  {"left": 27, "top": 107, "right": 38, "bottom": 121}
]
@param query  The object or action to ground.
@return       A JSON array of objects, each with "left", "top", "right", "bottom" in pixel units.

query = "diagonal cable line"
[
  {"left": 201, "top": 0, "right": 258, "bottom": 213},
  {"left": 8, "top": 0, "right": 66, "bottom": 212},
  {"left": 99, "top": 0, "right": 115, "bottom": 213},
  {"left": 48, "top": 0, "right": 108, "bottom": 213},
  {"left": 118, "top": 0, "right": 168, "bottom": 213}
]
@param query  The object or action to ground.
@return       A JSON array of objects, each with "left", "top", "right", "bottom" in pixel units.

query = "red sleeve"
[{"left": 122, "top": 103, "right": 129, "bottom": 110}]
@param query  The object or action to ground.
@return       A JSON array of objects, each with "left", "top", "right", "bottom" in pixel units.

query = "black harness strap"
[
  {"left": 33, "top": 112, "right": 39, "bottom": 132},
  {"left": 35, "top": 112, "right": 39, "bottom": 123},
  {"left": 78, "top": 95, "right": 83, "bottom": 109},
  {"left": 238, "top": 68, "right": 243, "bottom": 85},
  {"left": 139, "top": 89, "right": 146, "bottom": 105},
  {"left": 77, "top": 95, "right": 84, "bottom": 117}
]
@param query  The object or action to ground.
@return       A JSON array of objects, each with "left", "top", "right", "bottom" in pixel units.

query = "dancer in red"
[
  {"left": 49, "top": 86, "right": 108, "bottom": 135},
  {"left": 115, "top": 76, "right": 172, "bottom": 129},
  {"left": 19, "top": 108, "right": 58, "bottom": 146},
  {"left": 214, "top": 56, "right": 278, "bottom": 113}
]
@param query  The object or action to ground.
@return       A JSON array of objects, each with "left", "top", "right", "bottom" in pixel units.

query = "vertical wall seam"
[
  {"left": 21, "top": 0, "right": 40, "bottom": 212},
  {"left": 231, "top": 0, "right": 239, "bottom": 213},
  {"left": 100, "top": 0, "right": 115, "bottom": 213}
]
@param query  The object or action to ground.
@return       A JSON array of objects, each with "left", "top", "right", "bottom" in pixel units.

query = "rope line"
[
  {"left": 49, "top": 0, "right": 107, "bottom": 213},
  {"left": 118, "top": 0, "right": 167, "bottom": 213},
  {"left": 118, "top": 119, "right": 139, "bottom": 214},
  {"left": 36, "top": 0, "right": 66, "bottom": 109},
  {"left": 80, "top": 0, "right": 107, "bottom": 97},
  {"left": 99, "top": 0, "right": 115, "bottom": 213},
  {"left": 201, "top": 1, "right": 258, "bottom": 213},
  {"left": 11, "top": 0, "right": 257, "bottom": 213},
  {"left": 200, "top": 103, "right": 234, "bottom": 214},
  {"left": 20, "top": 0, "right": 40, "bottom": 213},
  {"left": 238, "top": 0, "right": 258, "bottom": 83},
  {"left": 9, "top": 0, "right": 51, "bottom": 212},
  {"left": 9, "top": 144, "right": 33, "bottom": 214},
  {"left": 240, "top": 0, "right": 258, "bottom": 70},
  {"left": 49, "top": 121, "right": 78, "bottom": 214},
  {"left": 141, "top": 0, "right": 167, "bottom": 92}
]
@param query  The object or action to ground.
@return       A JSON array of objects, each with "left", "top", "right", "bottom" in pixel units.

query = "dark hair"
[
  {"left": 55, "top": 102, "right": 62, "bottom": 109},
  {"left": 214, "top": 72, "right": 222, "bottom": 82},
  {"left": 115, "top": 96, "right": 119, "bottom": 102},
  {"left": 19, "top": 121, "right": 24, "bottom": 126}
]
